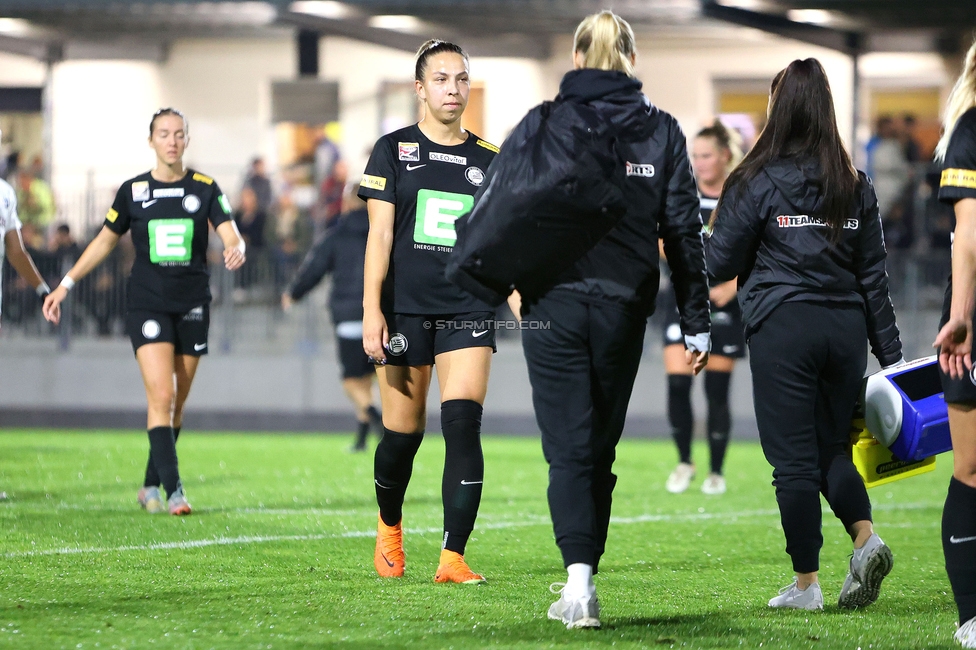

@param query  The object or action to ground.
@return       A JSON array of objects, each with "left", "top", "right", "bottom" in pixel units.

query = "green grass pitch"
[{"left": 0, "top": 430, "right": 960, "bottom": 649}]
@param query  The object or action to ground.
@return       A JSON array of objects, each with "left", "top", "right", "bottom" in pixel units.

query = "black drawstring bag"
[{"left": 446, "top": 99, "right": 629, "bottom": 306}]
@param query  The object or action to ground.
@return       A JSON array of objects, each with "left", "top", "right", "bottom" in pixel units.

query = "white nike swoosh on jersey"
[
  {"left": 193, "top": 343, "right": 207, "bottom": 351},
  {"left": 472, "top": 330, "right": 489, "bottom": 338},
  {"left": 405, "top": 163, "right": 426, "bottom": 171},
  {"left": 460, "top": 480, "right": 483, "bottom": 485},
  {"left": 950, "top": 535, "right": 976, "bottom": 544},
  {"left": 142, "top": 200, "right": 158, "bottom": 208}
]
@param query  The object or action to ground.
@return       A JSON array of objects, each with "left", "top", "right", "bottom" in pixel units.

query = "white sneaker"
[
  {"left": 768, "top": 580, "right": 824, "bottom": 610},
  {"left": 838, "top": 533, "right": 892, "bottom": 609},
  {"left": 547, "top": 583, "right": 600, "bottom": 629},
  {"left": 701, "top": 473, "right": 726, "bottom": 495},
  {"left": 956, "top": 616, "right": 976, "bottom": 648},
  {"left": 666, "top": 463, "right": 695, "bottom": 494}
]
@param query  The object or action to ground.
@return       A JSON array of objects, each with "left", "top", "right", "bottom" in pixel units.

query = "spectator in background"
[
  {"left": 15, "top": 166, "right": 55, "bottom": 244},
  {"left": 902, "top": 113, "right": 922, "bottom": 164},
  {"left": 870, "top": 115, "right": 912, "bottom": 248},
  {"left": 233, "top": 186, "right": 268, "bottom": 290},
  {"left": 314, "top": 157, "right": 348, "bottom": 235},
  {"left": 244, "top": 157, "right": 273, "bottom": 214},
  {"left": 49, "top": 224, "right": 81, "bottom": 272}
]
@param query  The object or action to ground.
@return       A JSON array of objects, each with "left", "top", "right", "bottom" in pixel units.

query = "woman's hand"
[
  {"left": 42, "top": 286, "right": 67, "bottom": 325},
  {"left": 363, "top": 306, "right": 389, "bottom": 365},
  {"left": 934, "top": 316, "right": 972, "bottom": 379},
  {"left": 709, "top": 280, "right": 737, "bottom": 308},
  {"left": 223, "top": 244, "right": 245, "bottom": 271}
]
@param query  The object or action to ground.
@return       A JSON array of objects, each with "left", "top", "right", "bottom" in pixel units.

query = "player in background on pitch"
[
  {"left": 43, "top": 108, "right": 245, "bottom": 516},
  {"left": 0, "top": 140, "right": 52, "bottom": 500},
  {"left": 931, "top": 36, "right": 976, "bottom": 650},
  {"left": 359, "top": 40, "right": 498, "bottom": 584}
]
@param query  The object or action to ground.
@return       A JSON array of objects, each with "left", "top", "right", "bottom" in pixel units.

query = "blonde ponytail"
[
  {"left": 936, "top": 38, "right": 976, "bottom": 162},
  {"left": 573, "top": 10, "right": 637, "bottom": 77}
]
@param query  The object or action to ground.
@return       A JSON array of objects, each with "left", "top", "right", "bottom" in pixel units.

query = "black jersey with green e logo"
[
  {"left": 358, "top": 124, "right": 498, "bottom": 314},
  {"left": 104, "top": 169, "right": 232, "bottom": 313}
]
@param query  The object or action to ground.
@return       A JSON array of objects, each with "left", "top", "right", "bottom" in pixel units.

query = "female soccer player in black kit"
[
  {"left": 513, "top": 11, "right": 710, "bottom": 628},
  {"left": 931, "top": 37, "right": 976, "bottom": 649},
  {"left": 661, "top": 121, "right": 745, "bottom": 496},
  {"left": 358, "top": 40, "right": 498, "bottom": 584},
  {"left": 43, "top": 108, "right": 245, "bottom": 516},
  {"left": 708, "top": 59, "right": 902, "bottom": 611}
]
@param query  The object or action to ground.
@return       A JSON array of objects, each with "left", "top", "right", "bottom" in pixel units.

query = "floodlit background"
[{"left": 0, "top": 0, "right": 974, "bottom": 434}]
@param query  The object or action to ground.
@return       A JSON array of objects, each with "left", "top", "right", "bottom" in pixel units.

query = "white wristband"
[
  {"left": 59, "top": 275, "right": 75, "bottom": 291},
  {"left": 36, "top": 282, "right": 51, "bottom": 296}
]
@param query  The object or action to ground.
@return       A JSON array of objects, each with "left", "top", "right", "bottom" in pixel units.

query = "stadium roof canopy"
[{"left": 0, "top": 0, "right": 971, "bottom": 62}]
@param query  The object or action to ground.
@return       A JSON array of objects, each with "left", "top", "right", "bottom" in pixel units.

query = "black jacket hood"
[
  {"left": 557, "top": 69, "right": 651, "bottom": 136},
  {"left": 762, "top": 157, "right": 825, "bottom": 216}
]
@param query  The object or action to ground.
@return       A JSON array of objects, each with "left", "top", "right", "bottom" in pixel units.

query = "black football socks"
[
  {"left": 668, "top": 374, "right": 694, "bottom": 464},
  {"left": 705, "top": 371, "right": 732, "bottom": 475},
  {"left": 374, "top": 428, "right": 424, "bottom": 527},
  {"left": 353, "top": 421, "right": 369, "bottom": 450},
  {"left": 943, "top": 477, "right": 976, "bottom": 624},
  {"left": 147, "top": 426, "right": 181, "bottom": 498},
  {"left": 440, "top": 399, "right": 485, "bottom": 555},
  {"left": 144, "top": 426, "right": 180, "bottom": 488}
]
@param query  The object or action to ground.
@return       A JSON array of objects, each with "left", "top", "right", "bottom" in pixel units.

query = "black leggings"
[{"left": 749, "top": 301, "right": 872, "bottom": 573}]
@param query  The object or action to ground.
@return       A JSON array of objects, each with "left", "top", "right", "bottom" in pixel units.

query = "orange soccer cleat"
[
  {"left": 374, "top": 513, "right": 405, "bottom": 578},
  {"left": 434, "top": 549, "right": 486, "bottom": 584}
]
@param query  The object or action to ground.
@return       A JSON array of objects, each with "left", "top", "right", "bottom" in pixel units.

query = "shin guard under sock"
[
  {"left": 704, "top": 371, "right": 731, "bottom": 474},
  {"left": 943, "top": 477, "right": 976, "bottom": 624},
  {"left": 144, "top": 427, "right": 180, "bottom": 488},
  {"left": 440, "top": 399, "right": 484, "bottom": 555},
  {"left": 373, "top": 428, "right": 423, "bottom": 526},
  {"left": 668, "top": 374, "right": 694, "bottom": 464},
  {"left": 147, "top": 426, "right": 180, "bottom": 497}
]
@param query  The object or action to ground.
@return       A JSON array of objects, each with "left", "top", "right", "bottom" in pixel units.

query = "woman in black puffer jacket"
[{"left": 707, "top": 58, "right": 902, "bottom": 612}]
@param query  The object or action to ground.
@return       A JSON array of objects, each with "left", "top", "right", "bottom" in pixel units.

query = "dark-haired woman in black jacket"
[{"left": 708, "top": 59, "right": 903, "bottom": 612}]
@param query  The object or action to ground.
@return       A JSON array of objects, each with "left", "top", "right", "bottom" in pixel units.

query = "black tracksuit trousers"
[
  {"left": 522, "top": 290, "right": 646, "bottom": 572},
  {"left": 749, "top": 301, "right": 873, "bottom": 573}
]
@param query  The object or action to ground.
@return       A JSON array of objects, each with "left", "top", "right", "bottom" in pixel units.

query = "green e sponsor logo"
[
  {"left": 414, "top": 189, "right": 473, "bottom": 247},
  {"left": 148, "top": 219, "right": 194, "bottom": 263}
]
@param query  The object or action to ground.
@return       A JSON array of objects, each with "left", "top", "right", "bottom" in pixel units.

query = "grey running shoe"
[
  {"left": 768, "top": 580, "right": 824, "bottom": 610},
  {"left": 167, "top": 485, "right": 192, "bottom": 516},
  {"left": 838, "top": 533, "right": 892, "bottom": 609},
  {"left": 956, "top": 615, "right": 976, "bottom": 649},
  {"left": 137, "top": 486, "right": 165, "bottom": 514},
  {"left": 547, "top": 583, "right": 600, "bottom": 629}
]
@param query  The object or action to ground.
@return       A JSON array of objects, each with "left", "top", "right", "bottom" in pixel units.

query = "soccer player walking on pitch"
[
  {"left": 932, "top": 36, "right": 976, "bottom": 649},
  {"left": 708, "top": 60, "right": 902, "bottom": 611},
  {"left": 0, "top": 156, "right": 52, "bottom": 501},
  {"left": 43, "top": 108, "right": 245, "bottom": 516},
  {"left": 358, "top": 40, "right": 498, "bottom": 584},
  {"left": 661, "top": 120, "right": 745, "bottom": 496}
]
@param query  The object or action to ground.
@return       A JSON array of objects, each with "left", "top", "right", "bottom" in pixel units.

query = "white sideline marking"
[{"left": 3, "top": 501, "right": 938, "bottom": 559}]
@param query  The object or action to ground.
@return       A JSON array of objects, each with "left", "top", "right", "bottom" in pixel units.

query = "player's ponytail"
[
  {"left": 573, "top": 10, "right": 637, "bottom": 77},
  {"left": 415, "top": 39, "right": 469, "bottom": 82},
  {"left": 935, "top": 37, "right": 976, "bottom": 162}
]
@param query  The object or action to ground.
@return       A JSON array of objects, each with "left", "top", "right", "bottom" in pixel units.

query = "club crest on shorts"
[
  {"left": 142, "top": 319, "right": 161, "bottom": 339},
  {"left": 182, "top": 194, "right": 201, "bottom": 213},
  {"left": 465, "top": 166, "right": 485, "bottom": 186},
  {"left": 387, "top": 333, "right": 408, "bottom": 356},
  {"left": 969, "top": 365, "right": 976, "bottom": 387}
]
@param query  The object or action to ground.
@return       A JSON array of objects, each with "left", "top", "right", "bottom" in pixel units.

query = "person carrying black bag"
[
  {"left": 495, "top": 11, "right": 710, "bottom": 629},
  {"left": 707, "top": 59, "right": 903, "bottom": 611}
]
